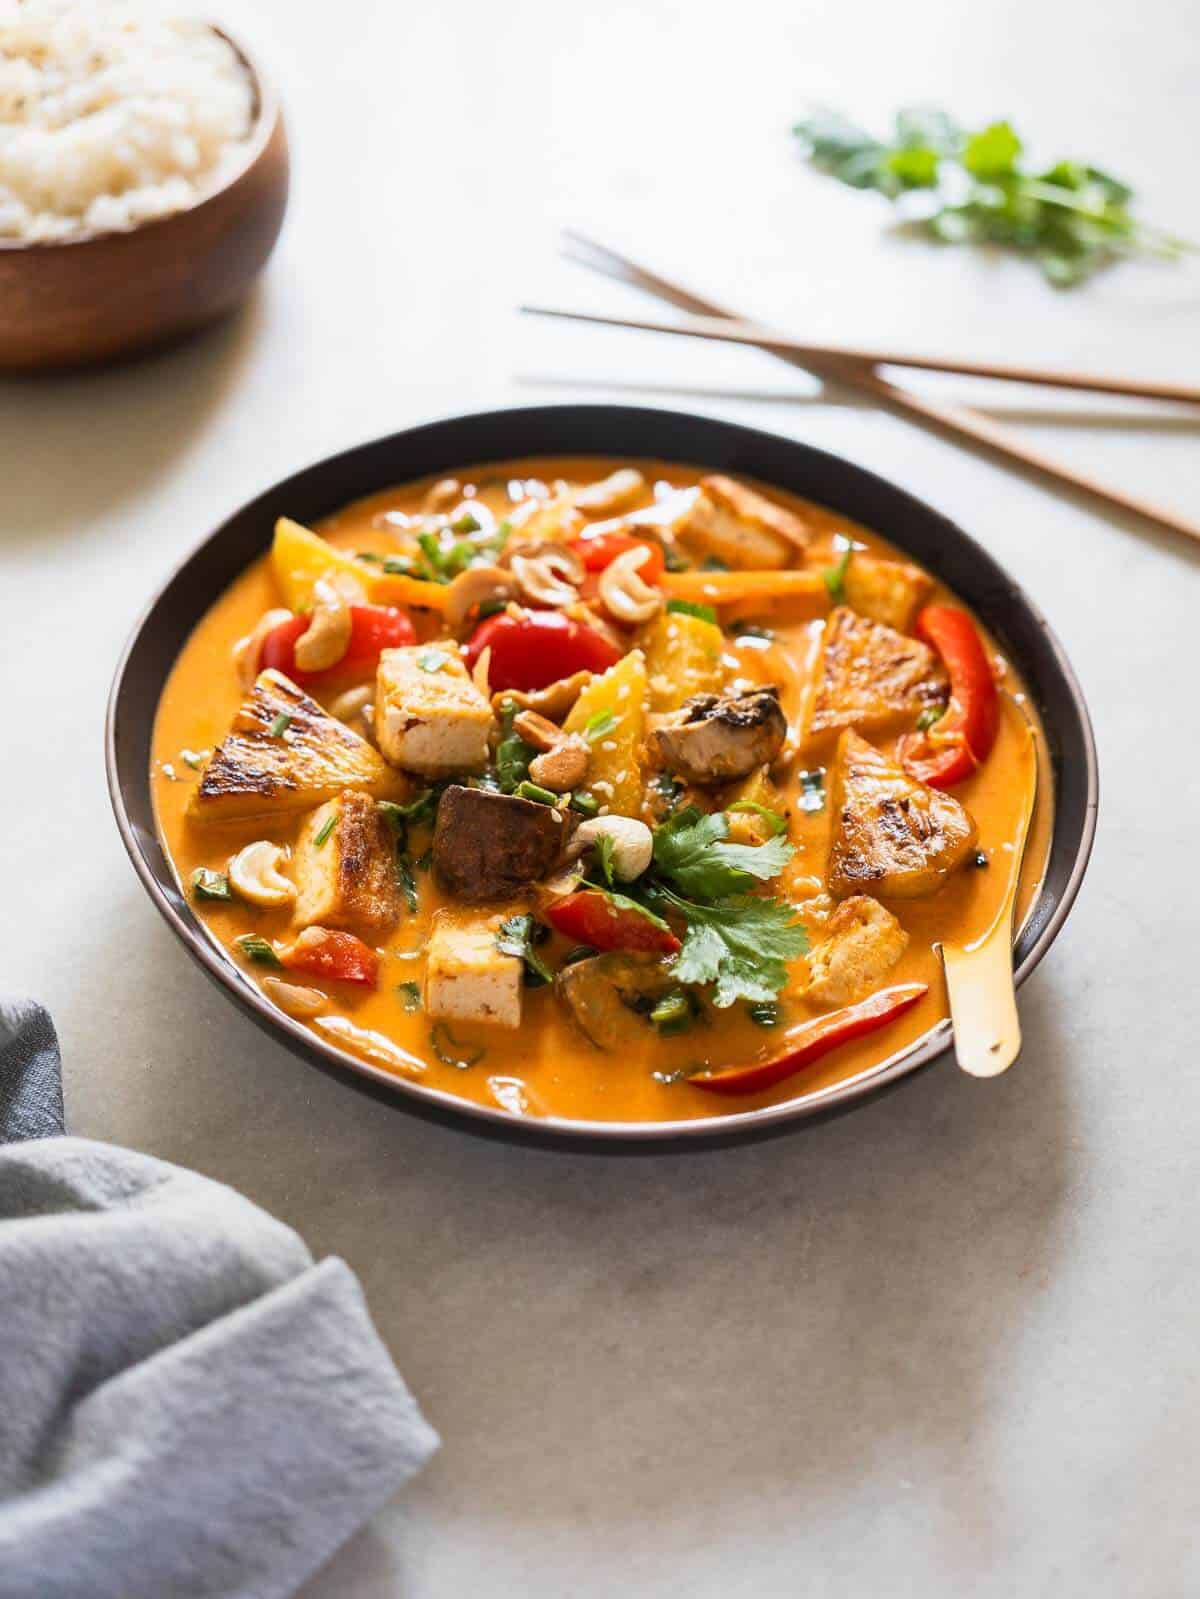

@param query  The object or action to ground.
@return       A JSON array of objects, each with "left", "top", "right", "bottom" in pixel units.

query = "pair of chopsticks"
[{"left": 522, "top": 230, "right": 1200, "bottom": 546}]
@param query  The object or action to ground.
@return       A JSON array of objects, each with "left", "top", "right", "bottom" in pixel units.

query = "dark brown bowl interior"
[
  {"left": 0, "top": 28, "right": 288, "bottom": 373},
  {"left": 106, "top": 405, "right": 1098, "bottom": 1151}
]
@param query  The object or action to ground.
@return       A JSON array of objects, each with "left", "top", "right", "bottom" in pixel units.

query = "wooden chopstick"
[
  {"left": 555, "top": 230, "right": 1200, "bottom": 547},
  {"left": 522, "top": 303, "right": 1200, "bottom": 408}
]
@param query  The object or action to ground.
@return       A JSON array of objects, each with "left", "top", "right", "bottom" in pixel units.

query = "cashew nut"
[
  {"left": 294, "top": 571, "right": 359, "bottom": 673},
  {"left": 423, "top": 477, "right": 462, "bottom": 512},
  {"left": 228, "top": 841, "right": 296, "bottom": 907},
  {"left": 511, "top": 709, "right": 562, "bottom": 752},
  {"left": 328, "top": 684, "right": 373, "bottom": 724},
  {"left": 233, "top": 608, "right": 293, "bottom": 688},
  {"left": 261, "top": 976, "right": 328, "bottom": 1018},
  {"left": 529, "top": 737, "right": 590, "bottom": 792},
  {"left": 570, "top": 815, "right": 654, "bottom": 881},
  {"left": 598, "top": 544, "right": 663, "bottom": 626},
  {"left": 444, "top": 563, "right": 516, "bottom": 630},
  {"left": 509, "top": 543, "right": 585, "bottom": 609},
  {"left": 572, "top": 468, "right": 645, "bottom": 515},
  {"left": 494, "top": 671, "right": 593, "bottom": 722}
]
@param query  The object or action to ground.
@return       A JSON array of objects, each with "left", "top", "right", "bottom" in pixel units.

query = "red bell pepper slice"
[
  {"left": 463, "top": 611, "right": 621, "bottom": 693},
  {"left": 260, "top": 605, "right": 415, "bottom": 688},
  {"left": 546, "top": 890, "right": 681, "bottom": 956},
  {"left": 570, "top": 528, "right": 666, "bottom": 582},
  {"left": 691, "top": 983, "right": 928, "bottom": 1096},
  {"left": 898, "top": 606, "right": 999, "bottom": 789},
  {"left": 281, "top": 928, "right": 380, "bottom": 988}
]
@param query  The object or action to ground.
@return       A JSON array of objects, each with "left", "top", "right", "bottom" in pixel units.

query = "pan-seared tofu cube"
[
  {"left": 424, "top": 908, "right": 523, "bottom": 1029},
  {"left": 374, "top": 644, "right": 493, "bottom": 775},
  {"left": 676, "top": 475, "right": 811, "bottom": 570},
  {"left": 292, "top": 790, "right": 403, "bottom": 935},
  {"left": 805, "top": 894, "right": 908, "bottom": 1005},
  {"left": 842, "top": 553, "right": 934, "bottom": 634}
]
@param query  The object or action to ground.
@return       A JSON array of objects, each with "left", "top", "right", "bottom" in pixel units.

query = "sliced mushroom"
[
  {"left": 228, "top": 841, "right": 297, "bottom": 907},
  {"left": 653, "top": 686, "right": 788, "bottom": 784},
  {"left": 598, "top": 544, "right": 663, "bottom": 626}
]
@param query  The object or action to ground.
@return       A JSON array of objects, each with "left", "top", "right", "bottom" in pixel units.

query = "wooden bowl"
[
  {"left": 106, "top": 404, "right": 1099, "bottom": 1153},
  {"left": 0, "top": 28, "right": 288, "bottom": 374}
]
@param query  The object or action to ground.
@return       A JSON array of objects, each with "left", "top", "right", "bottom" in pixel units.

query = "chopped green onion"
[
  {"left": 237, "top": 934, "right": 282, "bottom": 967},
  {"left": 728, "top": 800, "right": 788, "bottom": 837},
  {"left": 396, "top": 981, "right": 422, "bottom": 1012},
  {"left": 382, "top": 556, "right": 415, "bottom": 576},
  {"left": 916, "top": 705, "right": 947, "bottom": 731},
  {"left": 663, "top": 544, "right": 691, "bottom": 573},
  {"left": 476, "top": 596, "right": 508, "bottom": 621},
  {"left": 191, "top": 867, "right": 231, "bottom": 902},
  {"left": 417, "top": 649, "right": 449, "bottom": 673},
  {"left": 569, "top": 790, "right": 600, "bottom": 818},
  {"left": 515, "top": 780, "right": 560, "bottom": 806},
  {"left": 823, "top": 544, "right": 853, "bottom": 604},
  {"left": 379, "top": 789, "right": 437, "bottom": 827},
  {"left": 650, "top": 991, "right": 696, "bottom": 1036},
  {"left": 268, "top": 713, "right": 292, "bottom": 738},
  {"left": 313, "top": 812, "right": 337, "bottom": 848},
  {"left": 430, "top": 1022, "right": 485, "bottom": 1069},
  {"left": 666, "top": 598, "right": 718, "bottom": 624},
  {"left": 451, "top": 511, "right": 481, "bottom": 535},
  {"left": 583, "top": 709, "right": 618, "bottom": 742},
  {"left": 561, "top": 944, "right": 596, "bottom": 966},
  {"left": 355, "top": 550, "right": 385, "bottom": 564},
  {"left": 701, "top": 556, "right": 729, "bottom": 572}
]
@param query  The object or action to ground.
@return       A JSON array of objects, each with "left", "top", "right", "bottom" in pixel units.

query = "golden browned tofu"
[
  {"left": 292, "top": 790, "right": 403, "bottom": 936},
  {"left": 827, "top": 731, "right": 977, "bottom": 898},
  {"left": 676, "top": 475, "right": 810, "bottom": 570},
  {"left": 190, "top": 670, "right": 396, "bottom": 823},
  {"left": 425, "top": 908, "right": 523, "bottom": 1029},
  {"left": 808, "top": 607, "right": 945, "bottom": 739},
  {"left": 805, "top": 894, "right": 908, "bottom": 1005},
  {"left": 374, "top": 644, "right": 493, "bottom": 775},
  {"left": 841, "top": 553, "right": 934, "bottom": 633}
]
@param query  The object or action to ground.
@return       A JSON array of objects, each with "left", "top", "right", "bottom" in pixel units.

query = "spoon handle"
[{"left": 939, "top": 711, "right": 1039, "bottom": 1079}]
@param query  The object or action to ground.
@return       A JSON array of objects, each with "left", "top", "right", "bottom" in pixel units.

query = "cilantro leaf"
[
  {"left": 652, "top": 806, "right": 793, "bottom": 899},
  {"left": 496, "top": 914, "right": 554, "bottom": 987},
  {"left": 654, "top": 886, "right": 809, "bottom": 1008}
]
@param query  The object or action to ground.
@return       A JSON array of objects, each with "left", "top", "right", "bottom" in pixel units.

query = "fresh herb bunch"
[{"left": 792, "top": 107, "right": 1193, "bottom": 287}]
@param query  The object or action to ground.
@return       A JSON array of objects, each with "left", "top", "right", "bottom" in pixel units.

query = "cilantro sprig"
[
  {"left": 645, "top": 806, "right": 806, "bottom": 1008},
  {"left": 793, "top": 107, "right": 1195, "bottom": 287}
]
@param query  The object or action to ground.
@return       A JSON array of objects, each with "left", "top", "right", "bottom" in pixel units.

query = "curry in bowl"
[{"left": 152, "top": 457, "right": 1051, "bottom": 1122}]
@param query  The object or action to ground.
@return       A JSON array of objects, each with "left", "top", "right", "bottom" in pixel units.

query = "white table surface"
[{"left": 3, "top": 0, "right": 1198, "bottom": 1592}]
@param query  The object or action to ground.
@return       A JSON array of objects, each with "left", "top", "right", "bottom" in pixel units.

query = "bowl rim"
[
  {"left": 0, "top": 23, "right": 279, "bottom": 256},
  {"left": 106, "top": 403, "right": 1099, "bottom": 1152}
]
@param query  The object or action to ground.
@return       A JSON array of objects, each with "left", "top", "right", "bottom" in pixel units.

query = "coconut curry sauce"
[{"left": 152, "top": 457, "right": 1052, "bottom": 1123}]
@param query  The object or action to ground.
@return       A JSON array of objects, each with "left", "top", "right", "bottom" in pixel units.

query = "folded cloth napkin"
[{"left": 0, "top": 998, "right": 438, "bottom": 1599}]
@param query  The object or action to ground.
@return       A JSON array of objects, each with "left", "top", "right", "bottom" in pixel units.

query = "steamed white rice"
[{"left": 0, "top": 0, "right": 255, "bottom": 242}]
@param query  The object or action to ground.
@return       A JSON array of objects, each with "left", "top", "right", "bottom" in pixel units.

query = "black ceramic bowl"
[{"left": 107, "top": 405, "right": 1098, "bottom": 1151}]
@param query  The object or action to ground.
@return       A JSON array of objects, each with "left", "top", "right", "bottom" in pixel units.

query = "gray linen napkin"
[{"left": 0, "top": 998, "right": 438, "bottom": 1599}]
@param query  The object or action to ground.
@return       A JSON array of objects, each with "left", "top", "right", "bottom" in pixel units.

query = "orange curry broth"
[{"left": 152, "top": 456, "right": 1053, "bottom": 1123}]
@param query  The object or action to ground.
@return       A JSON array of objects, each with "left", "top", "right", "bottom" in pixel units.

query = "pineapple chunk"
[
  {"left": 190, "top": 670, "right": 397, "bottom": 823},
  {"left": 271, "top": 518, "right": 370, "bottom": 612},
  {"left": 641, "top": 609, "right": 725, "bottom": 713},
  {"left": 804, "top": 895, "right": 908, "bottom": 1005},
  {"left": 563, "top": 649, "right": 647, "bottom": 816},
  {"left": 809, "top": 607, "right": 945, "bottom": 740},
  {"left": 722, "top": 765, "right": 786, "bottom": 844},
  {"left": 827, "top": 731, "right": 977, "bottom": 898},
  {"left": 842, "top": 553, "right": 934, "bottom": 634},
  {"left": 292, "top": 791, "right": 403, "bottom": 936}
]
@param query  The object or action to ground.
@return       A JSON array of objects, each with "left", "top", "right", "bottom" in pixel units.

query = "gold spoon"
[{"left": 938, "top": 708, "right": 1040, "bottom": 1077}]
